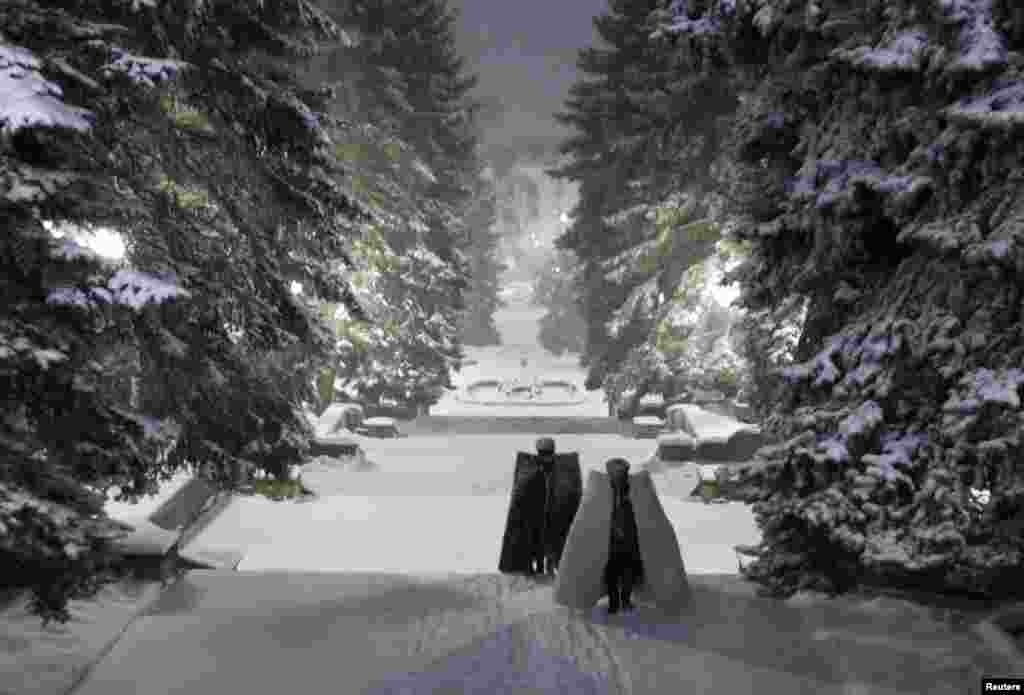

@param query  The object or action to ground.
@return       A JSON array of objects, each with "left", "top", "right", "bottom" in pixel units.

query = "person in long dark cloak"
[
  {"left": 604, "top": 458, "right": 644, "bottom": 613},
  {"left": 529, "top": 437, "right": 556, "bottom": 575},
  {"left": 498, "top": 437, "right": 581, "bottom": 577},
  {"left": 553, "top": 462, "right": 693, "bottom": 616}
]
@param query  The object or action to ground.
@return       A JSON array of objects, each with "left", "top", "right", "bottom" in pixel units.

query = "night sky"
[{"left": 449, "top": 0, "right": 609, "bottom": 148}]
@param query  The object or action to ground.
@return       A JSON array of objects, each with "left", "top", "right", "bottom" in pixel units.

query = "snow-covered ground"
[
  {"left": 434, "top": 283, "right": 609, "bottom": 416},
  {"left": 19, "top": 276, "right": 1001, "bottom": 695},
  {"left": 103, "top": 469, "right": 194, "bottom": 524},
  {"left": 192, "top": 434, "right": 759, "bottom": 575},
  {"left": 69, "top": 566, "right": 994, "bottom": 695},
  {"left": 191, "top": 283, "right": 761, "bottom": 576},
  {"left": 94, "top": 277, "right": 761, "bottom": 578}
]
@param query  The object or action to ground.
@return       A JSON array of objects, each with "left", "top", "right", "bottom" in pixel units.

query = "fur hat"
[
  {"left": 536, "top": 437, "right": 555, "bottom": 455},
  {"left": 605, "top": 458, "right": 630, "bottom": 477}
]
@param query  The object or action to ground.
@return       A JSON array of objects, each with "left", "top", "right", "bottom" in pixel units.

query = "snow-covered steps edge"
[
  {"left": 111, "top": 476, "right": 244, "bottom": 573},
  {"left": 0, "top": 483, "right": 241, "bottom": 695},
  {"left": 176, "top": 491, "right": 244, "bottom": 571},
  {"left": 0, "top": 579, "right": 167, "bottom": 695},
  {"left": 972, "top": 604, "right": 1024, "bottom": 676}
]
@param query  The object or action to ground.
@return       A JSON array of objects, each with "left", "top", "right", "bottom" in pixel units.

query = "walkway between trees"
[{"left": 71, "top": 570, "right": 1004, "bottom": 695}]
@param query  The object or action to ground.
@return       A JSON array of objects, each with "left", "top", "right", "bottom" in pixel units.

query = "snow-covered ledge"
[
  {"left": 972, "top": 604, "right": 1024, "bottom": 675},
  {"left": 105, "top": 472, "right": 242, "bottom": 572}
]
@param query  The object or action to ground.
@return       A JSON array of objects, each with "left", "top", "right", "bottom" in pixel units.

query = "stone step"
[{"left": 404, "top": 415, "right": 627, "bottom": 435}]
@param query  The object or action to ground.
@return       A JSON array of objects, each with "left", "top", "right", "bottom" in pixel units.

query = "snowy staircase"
[
  {"left": 109, "top": 474, "right": 242, "bottom": 578},
  {"left": 66, "top": 570, "right": 1010, "bottom": 695}
]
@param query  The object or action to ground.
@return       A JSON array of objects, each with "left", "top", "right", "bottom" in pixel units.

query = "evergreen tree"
[
  {"left": 534, "top": 251, "right": 588, "bottom": 356},
  {"left": 458, "top": 166, "right": 505, "bottom": 346},
  {"left": 340, "top": 0, "right": 480, "bottom": 267},
  {"left": 551, "top": 0, "right": 726, "bottom": 390},
  {"left": 0, "top": 0, "right": 368, "bottom": 621},
  {"left": 324, "top": 0, "right": 504, "bottom": 357},
  {"left": 316, "top": 0, "right": 503, "bottom": 388},
  {"left": 314, "top": 117, "right": 463, "bottom": 411},
  {"left": 650, "top": 0, "right": 1024, "bottom": 598}
]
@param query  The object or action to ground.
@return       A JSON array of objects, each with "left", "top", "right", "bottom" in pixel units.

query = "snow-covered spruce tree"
[
  {"left": 0, "top": 0, "right": 368, "bottom": 621},
  {"left": 534, "top": 251, "right": 588, "bottom": 357},
  {"left": 339, "top": 0, "right": 480, "bottom": 266},
  {"left": 329, "top": 0, "right": 504, "bottom": 353},
  {"left": 338, "top": 236, "right": 463, "bottom": 409},
  {"left": 314, "top": 103, "right": 466, "bottom": 409},
  {"left": 651, "top": 254, "right": 749, "bottom": 396},
  {"left": 599, "top": 245, "right": 750, "bottom": 407},
  {"left": 551, "top": 0, "right": 731, "bottom": 391},
  {"left": 651, "top": 0, "right": 1024, "bottom": 598},
  {"left": 458, "top": 168, "right": 505, "bottom": 347}
]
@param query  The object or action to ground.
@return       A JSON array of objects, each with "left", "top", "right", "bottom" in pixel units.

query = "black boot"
[
  {"left": 602, "top": 569, "right": 618, "bottom": 614},
  {"left": 620, "top": 568, "right": 635, "bottom": 612}
]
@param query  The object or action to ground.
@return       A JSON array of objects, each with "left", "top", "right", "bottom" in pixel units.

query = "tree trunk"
[{"left": 795, "top": 291, "right": 838, "bottom": 363}]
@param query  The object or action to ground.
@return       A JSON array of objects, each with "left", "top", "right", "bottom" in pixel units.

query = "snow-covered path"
[
  {"left": 72, "top": 569, "right": 994, "bottom": 695},
  {"left": 62, "top": 278, "right": 1004, "bottom": 695},
  {"left": 434, "top": 282, "right": 609, "bottom": 416},
  {"left": 192, "top": 492, "right": 757, "bottom": 576},
  {"left": 189, "top": 282, "right": 762, "bottom": 576}
]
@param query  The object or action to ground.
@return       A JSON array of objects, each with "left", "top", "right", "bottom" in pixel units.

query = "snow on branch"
[
  {"left": 0, "top": 44, "right": 94, "bottom": 134},
  {"left": 606, "top": 276, "right": 660, "bottom": 338},
  {"left": 839, "top": 400, "right": 885, "bottom": 439},
  {"left": 407, "top": 244, "right": 449, "bottom": 271},
  {"left": 103, "top": 48, "right": 192, "bottom": 87},
  {"left": 411, "top": 159, "right": 437, "bottom": 183},
  {"left": 862, "top": 432, "right": 928, "bottom": 481},
  {"left": 603, "top": 203, "right": 654, "bottom": 228},
  {"left": 49, "top": 237, "right": 99, "bottom": 262},
  {"left": 963, "top": 235, "right": 1019, "bottom": 267},
  {"left": 601, "top": 238, "right": 658, "bottom": 283},
  {"left": 0, "top": 335, "right": 68, "bottom": 370},
  {"left": 114, "top": 410, "right": 181, "bottom": 442},
  {"left": 832, "top": 29, "right": 929, "bottom": 73},
  {"left": 782, "top": 333, "right": 862, "bottom": 387},
  {"left": 108, "top": 269, "right": 190, "bottom": 307},
  {"left": 816, "top": 434, "right": 849, "bottom": 464},
  {"left": 47, "top": 269, "right": 191, "bottom": 310},
  {"left": 806, "top": 403, "right": 913, "bottom": 473},
  {"left": 945, "top": 81, "right": 1024, "bottom": 130},
  {"left": 943, "top": 367, "right": 1024, "bottom": 413},
  {"left": 787, "top": 159, "right": 932, "bottom": 210},
  {"left": 940, "top": 0, "right": 1007, "bottom": 73},
  {"left": 650, "top": 0, "right": 734, "bottom": 39}
]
